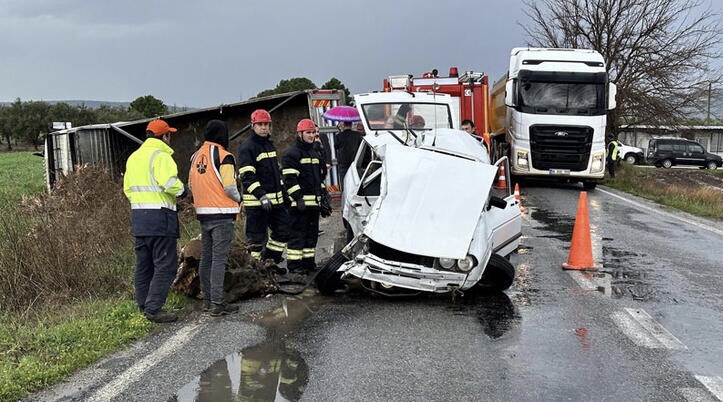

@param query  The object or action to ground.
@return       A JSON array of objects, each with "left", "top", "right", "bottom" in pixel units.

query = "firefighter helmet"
[
  {"left": 250, "top": 109, "right": 272, "bottom": 124},
  {"left": 296, "top": 119, "right": 316, "bottom": 132}
]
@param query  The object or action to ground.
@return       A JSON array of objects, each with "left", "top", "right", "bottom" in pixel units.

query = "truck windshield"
[
  {"left": 517, "top": 81, "right": 606, "bottom": 116},
  {"left": 361, "top": 103, "right": 452, "bottom": 130}
]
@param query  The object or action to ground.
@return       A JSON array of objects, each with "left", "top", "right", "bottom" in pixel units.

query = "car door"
[
  {"left": 342, "top": 142, "right": 383, "bottom": 238},
  {"left": 686, "top": 143, "right": 707, "bottom": 167},
  {"left": 486, "top": 157, "right": 522, "bottom": 257}
]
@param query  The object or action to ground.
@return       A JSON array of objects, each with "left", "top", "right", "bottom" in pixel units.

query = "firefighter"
[
  {"left": 123, "top": 119, "right": 185, "bottom": 323},
  {"left": 189, "top": 119, "right": 240, "bottom": 316},
  {"left": 282, "top": 119, "right": 324, "bottom": 274},
  {"left": 237, "top": 109, "right": 290, "bottom": 263}
]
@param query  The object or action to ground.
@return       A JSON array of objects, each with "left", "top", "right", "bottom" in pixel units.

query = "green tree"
[
  {"left": 256, "top": 78, "right": 317, "bottom": 98},
  {"left": 321, "top": 77, "right": 353, "bottom": 106},
  {"left": 522, "top": 0, "right": 722, "bottom": 130},
  {"left": 129, "top": 95, "right": 168, "bottom": 118},
  {"left": 0, "top": 105, "right": 12, "bottom": 150}
]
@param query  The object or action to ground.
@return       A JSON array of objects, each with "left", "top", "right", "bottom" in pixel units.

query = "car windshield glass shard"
[{"left": 362, "top": 103, "right": 452, "bottom": 130}]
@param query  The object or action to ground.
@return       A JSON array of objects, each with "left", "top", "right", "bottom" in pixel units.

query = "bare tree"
[{"left": 522, "top": 0, "right": 722, "bottom": 130}]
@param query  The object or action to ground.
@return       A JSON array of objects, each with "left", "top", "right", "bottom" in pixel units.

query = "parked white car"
[
  {"left": 315, "top": 92, "right": 522, "bottom": 296},
  {"left": 617, "top": 141, "right": 644, "bottom": 164}
]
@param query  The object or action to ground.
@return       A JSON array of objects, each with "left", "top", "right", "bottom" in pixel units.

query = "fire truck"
[{"left": 382, "top": 67, "right": 492, "bottom": 148}]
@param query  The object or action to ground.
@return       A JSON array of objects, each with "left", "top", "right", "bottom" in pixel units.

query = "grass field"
[{"left": 0, "top": 151, "right": 45, "bottom": 199}]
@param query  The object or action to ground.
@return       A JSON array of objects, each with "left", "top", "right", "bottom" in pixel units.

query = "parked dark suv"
[{"left": 646, "top": 137, "right": 722, "bottom": 170}]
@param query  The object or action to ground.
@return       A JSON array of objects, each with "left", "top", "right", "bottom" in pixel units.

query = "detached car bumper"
[{"left": 341, "top": 253, "right": 476, "bottom": 293}]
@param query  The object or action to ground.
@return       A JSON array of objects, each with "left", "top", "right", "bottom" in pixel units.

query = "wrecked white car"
[{"left": 316, "top": 92, "right": 522, "bottom": 296}]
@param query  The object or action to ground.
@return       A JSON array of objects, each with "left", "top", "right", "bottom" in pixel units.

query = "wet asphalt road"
[{"left": 26, "top": 185, "right": 723, "bottom": 402}]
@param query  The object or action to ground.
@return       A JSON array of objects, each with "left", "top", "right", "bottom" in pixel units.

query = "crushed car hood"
[{"left": 364, "top": 145, "right": 497, "bottom": 259}]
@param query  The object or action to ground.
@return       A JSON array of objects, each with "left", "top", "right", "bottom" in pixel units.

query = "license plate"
[{"left": 548, "top": 169, "right": 570, "bottom": 175}]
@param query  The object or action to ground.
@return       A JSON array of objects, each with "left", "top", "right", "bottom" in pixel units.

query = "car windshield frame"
[{"left": 361, "top": 102, "right": 453, "bottom": 131}]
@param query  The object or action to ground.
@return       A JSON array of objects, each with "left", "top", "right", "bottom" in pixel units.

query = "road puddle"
[
  {"left": 602, "top": 245, "right": 657, "bottom": 301},
  {"left": 450, "top": 291, "right": 521, "bottom": 339},
  {"left": 529, "top": 208, "right": 574, "bottom": 241},
  {"left": 172, "top": 289, "right": 319, "bottom": 402}
]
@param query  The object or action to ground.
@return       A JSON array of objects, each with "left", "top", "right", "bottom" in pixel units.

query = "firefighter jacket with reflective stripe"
[
  {"left": 282, "top": 138, "right": 323, "bottom": 207},
  {"left": 237, "top": 132, "right": 286, "bottom": 207},
  {"left": 189, "top": 141, "right": 241, "bottom": 221},
  {"left": 123, "top": 138, "right": 185, "bottom": 237}
]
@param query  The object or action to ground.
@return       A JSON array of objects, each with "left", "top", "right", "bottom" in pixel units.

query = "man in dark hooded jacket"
[
  {"left": 334, "top": 121, "right": 362, "bottom": 190},
  {"left": 189, "top": 120, "right": 241, "bottom": 316}
]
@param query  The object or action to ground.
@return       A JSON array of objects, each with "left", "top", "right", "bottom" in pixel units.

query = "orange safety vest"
[{"left": 189, "top": 142, "right": 241, "bottom": 216}]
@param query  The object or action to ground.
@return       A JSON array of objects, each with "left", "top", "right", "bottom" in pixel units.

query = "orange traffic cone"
[
  {"left": 513, "top": 183, "right": 525, "bottom": 213},
  {"left": 562, "top": 191, "right": 599, "bottom": 271},
  {"left": 496, "top": 162, "right": 507, "bottom": 188}
]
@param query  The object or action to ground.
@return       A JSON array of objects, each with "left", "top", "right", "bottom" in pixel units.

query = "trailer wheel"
[
  {"left": 477, "top": 254, "right": 515, "bottom": 291},
  {"left": 315, "top": 252, "right": 348, "bottom": 295}
]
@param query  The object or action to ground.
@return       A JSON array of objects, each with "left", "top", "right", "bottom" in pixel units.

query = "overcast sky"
[{"left": 0, "top": 0, "right": 719, "bottom": 108}]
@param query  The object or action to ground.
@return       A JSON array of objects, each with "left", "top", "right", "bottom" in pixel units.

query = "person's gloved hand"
[
  {"left": 259, "top": 194, "right": 272, "bottom": 212},
  {"left": 295, "top": 198, "right": 306, "bottom": 212}
]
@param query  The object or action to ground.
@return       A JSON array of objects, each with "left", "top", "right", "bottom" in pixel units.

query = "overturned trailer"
[{"left": 44, "top": 89, "right": 347, "bottom": 191}]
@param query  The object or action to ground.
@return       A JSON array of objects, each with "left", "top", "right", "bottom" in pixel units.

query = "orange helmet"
[
  {"left": 296, "top": 118, "right": 316, "bottom": 132},
  {"left": 250, "top": 109, "right": 271, "bottom": 124}
]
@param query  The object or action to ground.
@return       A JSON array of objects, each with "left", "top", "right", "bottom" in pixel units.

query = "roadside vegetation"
[
  {"left": 604, "top": 163, "right": 723, "bottom": 219},
  {"left": 0, "top": 152, "right": 193, "bottom": 402}
]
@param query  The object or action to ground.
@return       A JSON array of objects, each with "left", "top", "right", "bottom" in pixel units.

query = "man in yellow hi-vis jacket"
[{"left": 124, "top": 119, "right": 186, "bottom": 323}]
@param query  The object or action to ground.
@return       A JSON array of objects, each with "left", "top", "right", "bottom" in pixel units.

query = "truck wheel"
[
  {"left": 625, "top": 154, "right": 637, "bottom": 164},
  {"left": 315, "top": 252, "right": 348, "bottom": 295},
  {"left": 582, "top": 181, "right": 597, "bottom": 191},
  {"left": 477, "top": 254, "right": 515, "bottom": 291},
  {"left": 661, "top": 159, "right": 673, "bottom": 169},
  {"left": 706, "top": 161, "right": 718, "bottom": 170}
]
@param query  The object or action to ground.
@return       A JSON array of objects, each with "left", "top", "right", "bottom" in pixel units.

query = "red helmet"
[
  {"left": 250, "top": 109, "right": 271, "bottom": 124},
  {"left": 296, "top": 118, "right": 316, "bottom": 132}
]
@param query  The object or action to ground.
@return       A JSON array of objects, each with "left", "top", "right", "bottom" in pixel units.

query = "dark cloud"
[{"left": 0, "top": 0, "right": 530, "bottom": 107}]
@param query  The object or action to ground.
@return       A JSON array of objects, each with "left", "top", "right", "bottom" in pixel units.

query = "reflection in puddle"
[
  {"left": 173, "top": 341, "right": 308, "bottom": 402},
  {"left": 172, "top": 290, "right": 318, "bottom": 402},
  {"left": 451, "top": 291, "right": 521, "bottom": 339}
]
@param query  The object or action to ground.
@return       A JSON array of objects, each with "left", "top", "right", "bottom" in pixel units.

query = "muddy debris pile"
[{"left": 172, "top": 236, "right": 280, "bottom": 303}]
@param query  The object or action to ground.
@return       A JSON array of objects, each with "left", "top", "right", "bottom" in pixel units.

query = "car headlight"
[
  {"left": 438, "top": 257, "right": 455, "bottom": 269},
  {"left": 456, "top": 255, "right": 477, "bottom": 272}
]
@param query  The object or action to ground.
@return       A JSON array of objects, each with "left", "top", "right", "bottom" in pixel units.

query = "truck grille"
[{"left": 529, "top": 125, "right": 593, "bottom": 171}]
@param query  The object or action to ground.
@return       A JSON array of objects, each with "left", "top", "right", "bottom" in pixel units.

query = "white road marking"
[
  {"left": 567, "top": 271, "right": 612, "bottom": 295},
  {"left": 695, "top": 376, "right": 723, "bottom": 401},
  {"left": 610, "top": 308, "right": 687, "bottom": 350},
  {"left": 87, "top": 323, "right": 203, "bottom": 402},
  {"left": 679, "top": 387, "right": 718, "bottom": 402},
  {"left": 597, "top": 188, "right": 723, "bottom": 237}
]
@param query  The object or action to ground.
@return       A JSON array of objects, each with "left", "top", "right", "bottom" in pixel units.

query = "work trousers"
[
  {"left": 199, "top": 218, "right": 235, "bottom": 304},
  {"left": 244, "top": 206, "right": 290, "bottom": 263},
  {"left": 606, "top": 158, "right": 616, "bottom": 178},
  {"left": 134, "top": 236, "right": 178, "bottom": 314},
  {"left": 287, "top": 208, "right": 320, "bottom": 273}
]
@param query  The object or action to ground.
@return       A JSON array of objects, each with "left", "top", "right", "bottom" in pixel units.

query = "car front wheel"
[
  {"left": 625, "top": 154, "right": 638, "bottom": 164},
  {"left": 706, "top": 161, "right": 718, "bottom": 170},
  {"left": 661, "top": 159, "right": 673, "bottom": 169},
  {"left": 477, "top": 254, "right": 515, "bottom": 291},
  {"left": 315, "top": 252, "right": 349, "bottom": 295}
]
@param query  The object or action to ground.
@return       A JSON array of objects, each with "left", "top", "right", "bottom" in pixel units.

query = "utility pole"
[{"left": 706, "top": 81, "right": 712, "bottom": 124}]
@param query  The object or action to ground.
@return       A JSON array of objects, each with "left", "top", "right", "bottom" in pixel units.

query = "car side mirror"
[{"left": 487, "top": 195, "right": 508, "bottom": 210}]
